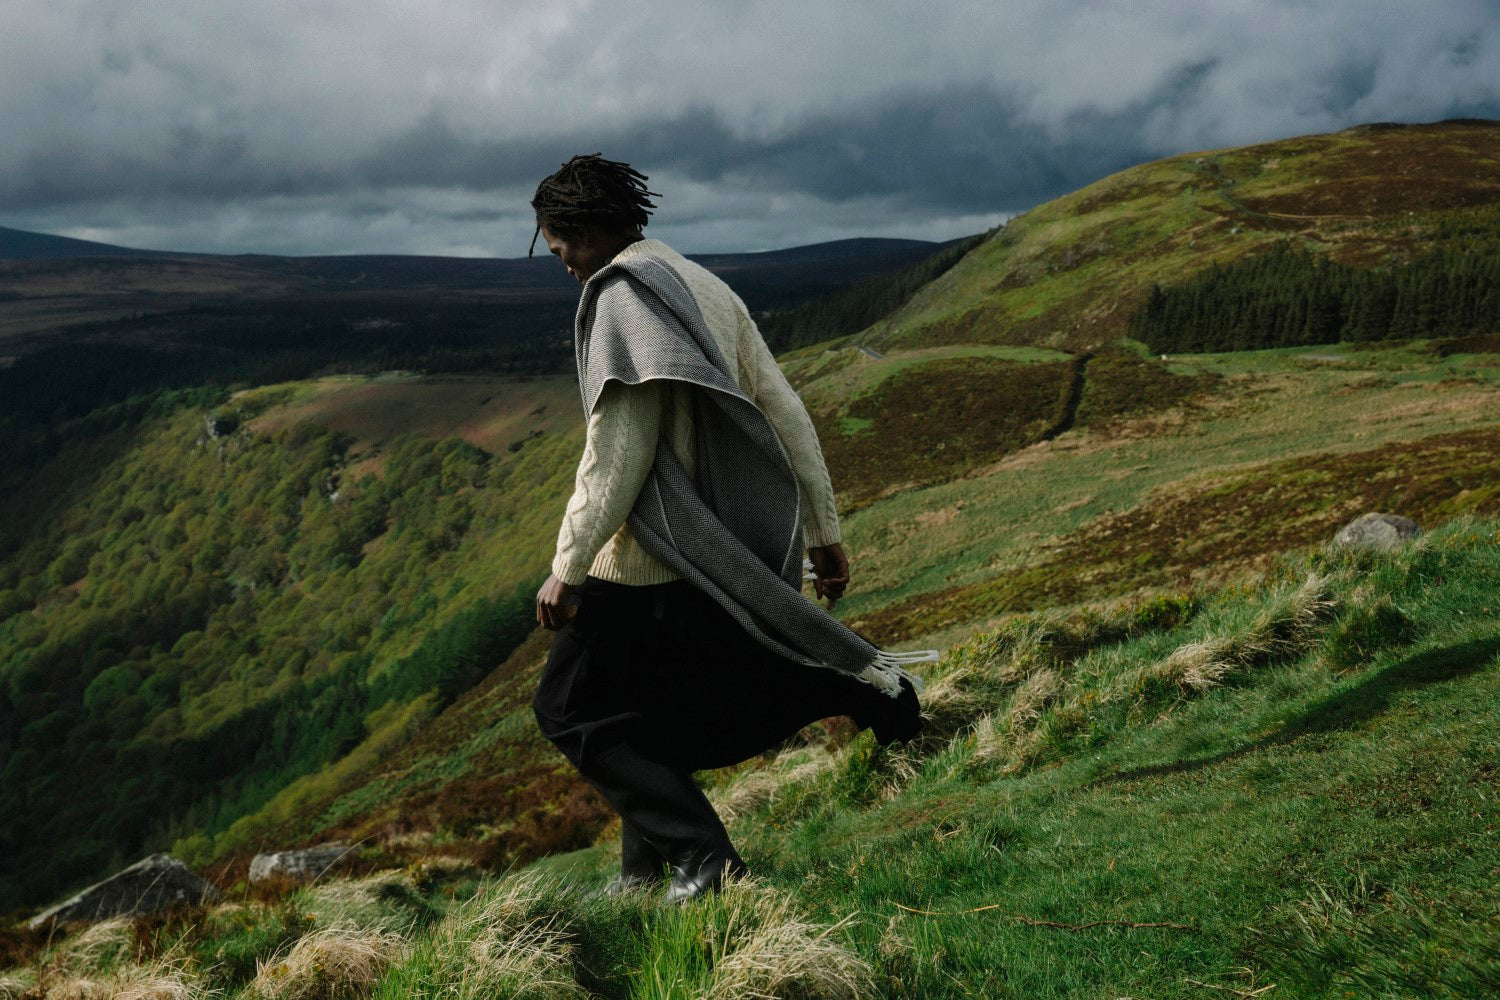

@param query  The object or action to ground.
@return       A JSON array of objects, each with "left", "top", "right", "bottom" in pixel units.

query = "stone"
[
  {"left": 249, "top": 842, "right": 358, "bottom": 883},
  {"left": 27, "top": 853, "right": 219, "bottom": 929},
  {"left": 1334, "top": 512, "right": 1421, "bottom": 551}
]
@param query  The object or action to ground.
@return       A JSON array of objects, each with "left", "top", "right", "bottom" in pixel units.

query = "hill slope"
[
  {"left": 858, "top": 118, "right": 1500, "bottom": 353},
  {"left": 0, "top": 225, "right": 164, "bottom": 260},
  {"left": 4, "top": 521, "right": 1496, "bottom": 998},
  {"left": 2, "top": 121, "right": 1498, "bottom": 924}
]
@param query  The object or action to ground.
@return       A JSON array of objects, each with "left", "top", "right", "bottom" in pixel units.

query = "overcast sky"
[{"left": 2, "top": 1, "right": 1497, "bottom": 257}]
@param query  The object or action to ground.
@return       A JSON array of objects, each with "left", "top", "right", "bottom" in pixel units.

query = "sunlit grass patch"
[
  {"left": 292, "top": 870, "right": 439, "bottom": 936},
  {"left": 1250, "top": 878, "right": 1500, "bottom": 999},
  {"left": 629, "top": 878, "right": 875, "bottom": 1000},
  {"left": 251, "top": 925, "right": 406, "bottom": 1000},
  {"left": 371, "top": 870, "right": 586, "bottom": 1000}
]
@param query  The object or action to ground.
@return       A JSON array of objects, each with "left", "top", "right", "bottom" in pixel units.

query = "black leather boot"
[
  {"left": 663, "top": 850, "right": 749, "bottom": 904},
  {"left": 579, "top": 741, "right": 742, "bottom": 899}
]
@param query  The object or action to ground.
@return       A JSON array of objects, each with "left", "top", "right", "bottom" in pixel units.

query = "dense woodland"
[
  {"left": 1130, "top": 217, "right": 1500, "bottom": 353},
  {"left": 0, "top": 388, "right": 577, "bottom": 910}
]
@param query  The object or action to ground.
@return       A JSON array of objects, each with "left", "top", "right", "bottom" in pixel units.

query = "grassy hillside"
[
  {"left": 3, "top": 520, "right": 1494, "bottom": 998},
  {"left": 3, "top": 120, "right": 1498, "bottom": 931},
  {"left": 852, "top": 119, "right": 1499, "bottom": 354}
]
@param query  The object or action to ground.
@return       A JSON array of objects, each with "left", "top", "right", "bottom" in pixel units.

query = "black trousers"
[{"left": 533, "top": 576, "right": 875, "bottom": 869}]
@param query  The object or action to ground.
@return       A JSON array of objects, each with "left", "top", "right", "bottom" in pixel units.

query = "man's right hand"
[
  {"left": 808, "top": 543, "right": 850, "bottom": 609},
  {"left": 536, "top": 574, "right": 578, "bottom": 631}
]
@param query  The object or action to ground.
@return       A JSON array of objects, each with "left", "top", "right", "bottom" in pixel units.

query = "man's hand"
[
  {"left": 808, "top": 543, "right": 850, "bottom": 609},
  {"left": 536, "top": 574, "right": 577, "bottom": 631}
]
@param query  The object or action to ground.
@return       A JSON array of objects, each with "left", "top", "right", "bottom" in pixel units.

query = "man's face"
[{"left": 540, "top": 224, "right": 617, "bottom": 284}]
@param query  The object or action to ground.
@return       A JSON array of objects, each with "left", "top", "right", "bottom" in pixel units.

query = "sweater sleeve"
[
  {"left": 551, "top": 380, "right": 663, "bottom": 585},
  {"left": 741, "top": 315, "right": 842, "bottom": 548}
]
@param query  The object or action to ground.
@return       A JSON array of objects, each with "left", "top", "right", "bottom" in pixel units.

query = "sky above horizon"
[{"left": 3, "top": 1, "right": 1498, "bottom": 258}]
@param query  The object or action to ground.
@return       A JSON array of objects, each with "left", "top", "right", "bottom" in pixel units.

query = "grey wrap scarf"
[{"left": 574, "top": 247, "right": 932, "bottom": 698}]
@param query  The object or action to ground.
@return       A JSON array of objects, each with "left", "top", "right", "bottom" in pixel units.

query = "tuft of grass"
[
  {"left": 629, "top": 878, "right": 875, "bottom": 1000},
  {"left": 709, "top": 746, "right": 839, "bottom": 827},
  {"left": 251, "top": 925, "right": 406, "bottom": 1000},
  {"left": 96, "top": 962, "right": 203, "bottom": 1000},
  {"left": 193, "top": 900, "right": 307, "bottom": 994},
  {"left": 370, "top": 871, "right": 585, "bottom": 1000},
  {"left": 0, "top": 970, "right": 35, "bottom": 1000},
  {"left": 45, "top": 917, "right": 135, "bottom": 977},
  {"left": 1140, "top": 570, "right": 1335, "bottom": 694},
  {"left": 291, "top": 871, "right": 439, "bottom": 936}
]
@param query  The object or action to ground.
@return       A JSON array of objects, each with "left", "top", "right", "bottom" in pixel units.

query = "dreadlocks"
[{"left": 529, "top": 153, "right": 660, "bottom": 256}]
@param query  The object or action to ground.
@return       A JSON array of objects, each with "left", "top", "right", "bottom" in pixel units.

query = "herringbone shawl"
[{"left": 574, "top": 248, "right": 928, "bottom": 695}]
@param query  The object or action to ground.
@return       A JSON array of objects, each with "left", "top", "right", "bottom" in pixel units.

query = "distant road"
[{"left": 857, "top": 346, "right": 884, "bottom": 360}]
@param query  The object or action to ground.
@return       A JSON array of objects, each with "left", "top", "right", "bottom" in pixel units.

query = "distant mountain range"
[{"left": 0, "top": 223, "right": 948, "bottom": 295}]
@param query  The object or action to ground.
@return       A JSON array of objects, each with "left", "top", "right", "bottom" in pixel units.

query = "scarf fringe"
[{"left": 857, "top": 649, "right": 937, "bottom": 699}]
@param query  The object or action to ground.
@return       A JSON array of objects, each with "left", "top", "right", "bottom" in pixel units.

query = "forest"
[
  {"left": 1129, "top": 215, "right": 1500, "bottom": 353},
  {"left": 0, "top": 387, "right": 569, "bottom": 909}
]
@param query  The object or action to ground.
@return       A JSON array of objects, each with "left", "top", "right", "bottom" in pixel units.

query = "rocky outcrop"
[
  {"left": 249, "top": 842, "right": 358, "bottom": 883},
  {"left": 1335, "top": 512, "right": 1421, "bottom": 551},
  {"left": 27, "top": 853, "right": 219, "bottom": 929}
]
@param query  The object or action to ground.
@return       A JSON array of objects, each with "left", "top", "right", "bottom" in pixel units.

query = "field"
[{"left": 244, "top": 372, "right": 582, "bottom": 477}]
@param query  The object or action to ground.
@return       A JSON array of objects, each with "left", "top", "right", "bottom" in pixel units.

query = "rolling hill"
[
  {"left": 1, "top": 118, "right": 1498, "bottom": 992},
  {"left": 0, "top": 226, "right": 167, "bottom": 260}
]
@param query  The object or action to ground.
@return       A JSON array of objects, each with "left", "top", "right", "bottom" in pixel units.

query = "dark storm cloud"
[
  {"left": 356, "top": 61, "right": 1216, "bottom": 218},
  {"left": 1, "top": 1, "right": 1496, "bottom": 255}
]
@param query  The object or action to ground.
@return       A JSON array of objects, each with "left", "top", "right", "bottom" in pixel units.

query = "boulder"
[
  {"left": 27, "top": 853, "right": 219, "bottom": 929},
  {"left": 249, "top": 842, "right": 358, "bottom": 883},
  {"left": 1334, "top": 512, "right": 1421, "bottom": 551}
]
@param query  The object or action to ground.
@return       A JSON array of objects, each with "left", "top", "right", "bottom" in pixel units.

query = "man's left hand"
[
  {"left": 536, "top": 574, "right": 577, "bottom": 630},
  {"left": 808, "top": 543, "right": 850, "bottom": 609}
]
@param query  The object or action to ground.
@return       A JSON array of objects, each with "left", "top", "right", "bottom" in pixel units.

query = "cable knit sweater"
[{"left": 551, "top": 238, "right": 841, "bottom": 586}]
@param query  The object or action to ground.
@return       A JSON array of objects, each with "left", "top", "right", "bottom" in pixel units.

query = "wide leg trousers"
[{"left": 532, "top": 576, "right": 878, "bottom": 870}]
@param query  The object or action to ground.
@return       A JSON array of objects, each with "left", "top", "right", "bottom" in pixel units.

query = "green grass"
[
  {"left": 832, "top": 339, "right": 1500, "bottom": 646},
  {"left": 11, "top": 520, "right": 1494, "bottom": 997}
]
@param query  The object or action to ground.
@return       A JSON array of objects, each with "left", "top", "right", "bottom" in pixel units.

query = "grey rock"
[
  {"left": 28, "top": 853, "right": 219, "bottom": 929},
  {"left": 1335, "top": 512, "right": 1421, "bottom": 551},
  {"left": 249, "top": 842, "right": 358, "bottom": 883}
]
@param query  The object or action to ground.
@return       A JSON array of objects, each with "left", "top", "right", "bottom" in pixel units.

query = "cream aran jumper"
[{"left": 552, "top": 238, "right": 841, "bottom": 587}]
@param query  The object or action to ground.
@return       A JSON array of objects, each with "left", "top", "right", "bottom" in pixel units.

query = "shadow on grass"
[{"left": 1098, "top": 634, "right": 1500, "bottom": 786}]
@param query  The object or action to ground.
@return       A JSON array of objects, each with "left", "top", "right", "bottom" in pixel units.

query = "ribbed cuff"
[
  {"left": 804, "top": 521, "right": 842, "bottom": 549},
  {"left": 552, "top": 552, "right": 591, "bottom": 587}
]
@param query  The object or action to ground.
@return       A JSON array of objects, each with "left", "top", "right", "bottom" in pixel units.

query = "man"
[{"left": 528, "top": 153, "right": 926, "bottom": 903}]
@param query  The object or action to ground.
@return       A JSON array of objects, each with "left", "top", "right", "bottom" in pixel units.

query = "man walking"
[{"left": 528, "top": 154, "right": 926, "bottom": 902}]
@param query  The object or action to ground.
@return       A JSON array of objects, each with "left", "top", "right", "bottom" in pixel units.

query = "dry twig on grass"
[
  {"left": 891, "top": 902, "right": 1197, "bottom": 932},
  {"left": 1182, "top": 978, "right": 1277, "bottom": 997}
]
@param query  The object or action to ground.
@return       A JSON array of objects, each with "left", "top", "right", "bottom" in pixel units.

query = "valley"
[{"left": 1, "top": 119, "right": 1497, "bottom": 999}]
